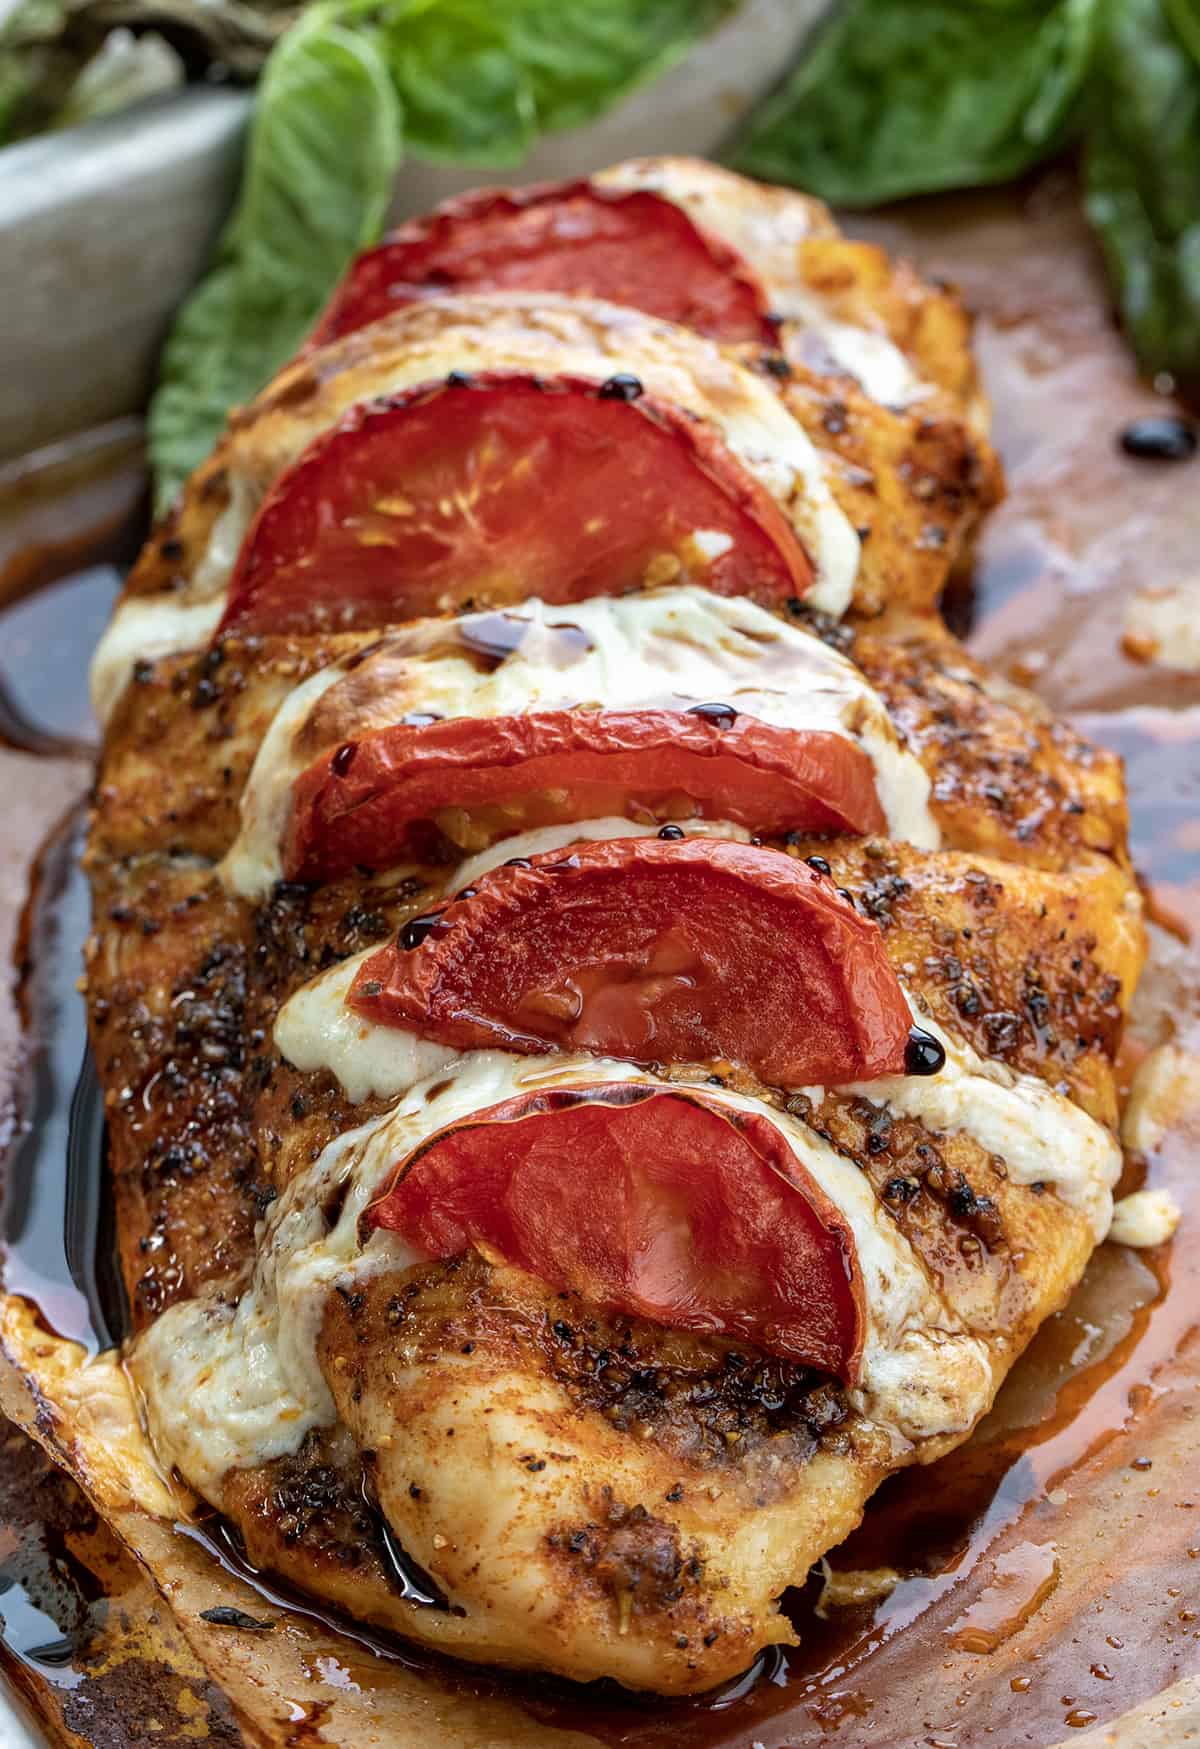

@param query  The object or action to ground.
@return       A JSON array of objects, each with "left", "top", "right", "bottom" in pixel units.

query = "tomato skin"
[
  {"left": 285, "top": 707, "right": 886, "bottom": 881},
  {"left": 218, "top": 373, "right": 812, "bottom": 638},
  {"left": 365, "top": 1081, "right": 865, "bottom": 1380},
  {"left": 308, "top": 182, "right": 777, "bottom": 350},
  {"left": 351, "top": 837, "right": 911, "bottom": 1087}
]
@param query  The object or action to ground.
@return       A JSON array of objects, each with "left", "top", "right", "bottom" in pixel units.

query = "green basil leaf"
[
  {"left": 505, "top": 0, "right": 735, "bottom": 135},
  {"left": 729, "top": 0, "right": 1098, "bottom": 207},
  {"left": 378, "top": 0, "right": 733, "bottom": 168},
  {"left": 379, "top": 0, "right": 534, "bottom": 167},
  {"left": 147, "top": 3, "right": 403, "bottom": 509},
  {"left": 1085, "top": 0, "right": 1200, "bottom": 387}
]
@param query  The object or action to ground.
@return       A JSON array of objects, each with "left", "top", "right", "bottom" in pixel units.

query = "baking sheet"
[{"left": 0, "top": 121, "right": 1198, "bottom": 1749}]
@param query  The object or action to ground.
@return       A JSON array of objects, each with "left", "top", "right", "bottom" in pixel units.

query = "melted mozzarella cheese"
[
  {"left": 130, "top": 1051, "right": 993, "bottom": 1498},
  {"left": 1107, "top": 1188, "right": 1181, "bottom": 1248},
  {"left": 222, "top": 585, "right": 938, "bottom": 899},
  {"left": 1120, "top": 1040, "right": 1200, "bottom": 1156},
  {"left": 221, "top": 664, "right": 345, "bottom": 899},
  {"left": 174, "top": 292, "right": 859, "bottom": 624},
  {"left": 90, "top": 473, "right": 262, "bottom": 724},
  {"left": 594, "top": 157, "right": 927, "bottom": 408},
  {"left": 89, "top": 595, "right": 223, "bottom": 728},
  {"left": 451, "top": 814, "right": 750, "bottom": 891},
  {"left": 274, "top": 947, "right": 459, "bottom": 1104},
  {"left": 840, "top": 1004, "right": 1122, "bottom": 1241}
]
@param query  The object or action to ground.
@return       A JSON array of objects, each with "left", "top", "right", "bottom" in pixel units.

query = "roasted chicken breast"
[{"left": 59, "top": 155, "right": 1151, "bottom": 1698}]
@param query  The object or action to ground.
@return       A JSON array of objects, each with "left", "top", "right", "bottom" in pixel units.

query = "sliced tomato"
[
  {"left": 219, "top": 373, "right": 812, "bottom": 637},
  {"left": 308, "top": 182, "right": 776, "bottom": 350},
  {"left": 366, "top": 1081, "right": 864, "bottom": 1379},
  {"left": 285, "top": 708, "right": 886, "bottom": 880},
  {"left": 351, "top": 837, "right": 911, "bottom": 1087}
]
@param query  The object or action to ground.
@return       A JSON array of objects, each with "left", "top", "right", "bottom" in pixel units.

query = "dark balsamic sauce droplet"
[
  {"left": 331, "top": 741, "right": 357, "bottom": 776},
  {"left": 199, "top": 1606, "right": 274, "bottom": 1631},
  {"left": 1119, "top": 416, "right": 1197, "bottom": 461},
  {"left": 687, "top": 701, "right": 738, "bottom": 730},
  {"left": 445, "top": 370, "right": 474, "bottom": 388},
  {"left": 457, "top": 612, "right": 528, "bottom": 668},
  {"left": 658, "top": 823, "right": 686, "bottom": 840},
  {"left": 359, "top": 1470, "right": 452, "bottom": 1610},
  {"left": 598, "top": 373, "right": 644, "bottom": 402},
  {"left": 400, "top": 911, "right": 445, "bottom": 951},
  {"left": 904, "top": 1027, "right": 946, "bottom": 1077},
  {"left": 805, "top": 855, "right": 832, "bottom": 875}
]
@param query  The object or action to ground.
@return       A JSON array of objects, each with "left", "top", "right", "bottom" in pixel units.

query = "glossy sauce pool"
[{"left": 2, "top": 173, "right": 1200, "bottom": 1747}]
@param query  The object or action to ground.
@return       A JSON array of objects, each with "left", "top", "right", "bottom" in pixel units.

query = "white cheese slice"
[
  {"left": 221, "top": 585, "right": 937, "bottom": 900},
  {"left": 274, "top": 947, "right": 459, "bottom": 1106},
  {"left": 451, "top": 814, "right": 751, "bottom": 892},
  {"left": 90, "top": 472, "right": 261, "bottom": 725},
  {"left": 220, "top": 664, "right": 346, "bottom": 900},
  {"left": 1107, "top": 1188, "right": 1181, "bottom": 1248},
  {"left": 594, "top": 157, "right": 927, "bottom": 407},
  {"left": 130, "top": 1051, "right": 994, "bottom": 1498},
  {"left": 840, "top": 1003, "right": 1122, "bottom": 1241},
  {"left": 1120, "top": 1040, "right": 1200, "bottom": 1156},
  {"left": 89, "top": 595, "right": 224, "bottom": 728}
]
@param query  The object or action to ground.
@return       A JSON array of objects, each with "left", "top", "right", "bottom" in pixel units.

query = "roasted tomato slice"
[
  {"left": 351, "top": 837, "right": 912, "bottom": 1086},
  {"left": 286, "top": 707, "right": 886, "bottom": 880},
  {"left": 308, "top": 182, "right": 776, "bottom": 349},
  {"left": 218, "top": 373, "right": 812, "bottom": 637},
  {"left": 365, "top": 1081, "right": 865, "bottom": 1379}
]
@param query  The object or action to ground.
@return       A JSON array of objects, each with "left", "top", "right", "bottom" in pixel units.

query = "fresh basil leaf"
[
  {"left": 148, "top": 3, "right": 402, "bottom": 508},
  {"left": 729, "top": 0, "right": 1098, "bottom": 207},
  {"left": 379, "top": 0, "right": 734, "bottom": 168},
  {"left": 379, "top": 0, "right": 534, "bottom": 166},
  {"left": 1085, "top": 0, "right": 1200, "bottom": 388},
  {"left": 505, "top": 0, "right": 735, "bottom": 135}
]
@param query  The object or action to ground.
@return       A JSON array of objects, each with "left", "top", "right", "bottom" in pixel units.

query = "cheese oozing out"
[
  {"left": 221, "top": 585, "right": 938, "bottom": 900},
  {"left": 839, "top": 1002, "right": 1122, "bottom": 1242},
  {"left": 129, "top": 1051, "right": 995, "bottom": 1500},
  {"left": 89, "top": 596, "right": 224, "bottom": 728},
  {"left": 593, "top": 157, "right": 928, "bottom": 408},
  {"left": 1107, "top": 1187, "right": 1181, "bottom": 1249},
  {"left": 89, "top": 473, "right": 259, "bottom": 727}
]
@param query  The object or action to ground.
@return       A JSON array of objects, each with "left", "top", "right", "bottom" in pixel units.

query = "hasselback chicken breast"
[{"left": 33, "top": 155, "right": 1148, "bottom": 1697}]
